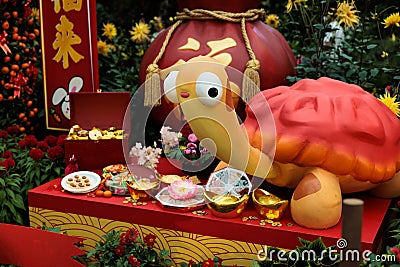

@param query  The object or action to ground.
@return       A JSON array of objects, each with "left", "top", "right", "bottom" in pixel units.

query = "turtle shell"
[{"left": 243, "top": 77, "right": 400, "bottom": 183}]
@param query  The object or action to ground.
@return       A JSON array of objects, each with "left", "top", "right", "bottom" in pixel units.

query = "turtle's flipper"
[{"left": 290, "top": 167, "right": 342, "bottom": 229}]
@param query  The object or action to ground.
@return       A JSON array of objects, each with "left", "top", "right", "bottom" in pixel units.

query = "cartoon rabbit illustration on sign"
[{"left": 52, "top": 76, "right": 84, "bottom": 120}]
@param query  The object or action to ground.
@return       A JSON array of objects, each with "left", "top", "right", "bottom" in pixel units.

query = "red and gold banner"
[{"left": 40, "top": 0, "right": 99, "bottom": 130}]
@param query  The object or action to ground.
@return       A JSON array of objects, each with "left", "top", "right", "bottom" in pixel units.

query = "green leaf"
[
  {"left": 366, "top": 44, "right": 378, "bottom": 50},
  {"left": 358, "top": 70, "right": 367, "bottom": 81},
  {"left": 5, "top": 188, "right": 15, "bottom": 199},
  {"left": 0, "top": 190, "right": 6, "bottom": 202},
  {"left": 370, "top": 68, "right": 379, "bottom": 77},
  {"left": 159, "top": 249, "right": 169, "bottom": 257},
  {"left": 4, "top": 200, "right": 17, "bottom": 215},
  {"left": 308, "top": 237, "right": 327, "bottom": 254},
  {"left": 313, "top": 24, "right": 324, "bottom": 30},
  {"left": 298, "top": 237, "right": 312, "bottom": 247},
  {"left": 0, "top": 177, "right": 5, "bottom": 187},
  {"left": 12, "top": 194, "right": 26, "bottom": 210}
]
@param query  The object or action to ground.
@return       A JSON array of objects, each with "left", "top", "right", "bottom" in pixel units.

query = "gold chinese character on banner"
[
  {"left": 52, "top": 0, "right": 82, "bottom": 13},
  {"left": 62, "top": 0, "right": 82, "bottom": 12},
  {"left": 52, "top": 15, "right": 84, "bottom": 69},
  {"left": 52, "top": 0, "right": 61, "bottom": 13}
]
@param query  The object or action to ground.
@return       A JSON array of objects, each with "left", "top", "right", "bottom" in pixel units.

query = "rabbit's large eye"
[
  {"left": 196, "top": 72, "right": 222, "bottom": 106},
  {"left": 163, "top": 71, "right": 179, "bottom": 103}
]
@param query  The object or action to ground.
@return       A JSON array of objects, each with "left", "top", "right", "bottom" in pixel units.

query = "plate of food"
[
  {"left": 104, "top": 171, "right": 132, "bottom": 195},
  {"left": 103, "top": 164, "right": 127, "bottom": 174},
  {"left": 61, "top": 171, "right": 101, "bottom": 193}
]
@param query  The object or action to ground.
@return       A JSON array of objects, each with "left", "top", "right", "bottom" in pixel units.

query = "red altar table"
[{"left": 28, "top": 170, "right": 392, "bottom": 266}]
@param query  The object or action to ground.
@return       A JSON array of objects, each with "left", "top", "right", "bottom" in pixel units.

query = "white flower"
[
  {"left": 160, "top": 126, "right": 179, "bottom": 153},
  {"left": 129, "top": 142, "right": 161, "bottom": 168}
]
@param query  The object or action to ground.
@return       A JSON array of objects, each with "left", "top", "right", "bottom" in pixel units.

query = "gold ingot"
[
  {"left": 252, "top": 188, "right": 289, "bottom": 220},
  {"left": 203, "top": 191, "right": 249, "bottom": 219},
  {"left": 125, "top": 179, "right": 159, "bottom": 201}
]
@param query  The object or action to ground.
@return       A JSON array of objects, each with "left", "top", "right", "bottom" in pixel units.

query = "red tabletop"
[{"left": 28, "top": 174, "right": 392, "bottom": 252}]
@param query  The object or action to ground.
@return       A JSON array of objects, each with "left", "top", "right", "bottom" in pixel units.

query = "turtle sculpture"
[{"left": 161, "top": 56, "right": 400, "bottom": 229}]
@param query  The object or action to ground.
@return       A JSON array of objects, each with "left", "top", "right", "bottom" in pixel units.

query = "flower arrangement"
[
  {"left": 129, "top": 142, "right": 162, "bottom": 169},
  {"left": 86, "top": 227, "right": 171, "bottom": 267},
  {"left": 261, "top": 1, "right": 400, "bottom": 97},
  {"left": 96, "top": 15, "right": 170, "bottom": 93},
  {"left": 0, "top": 126, "right": 66, "bottom": 225},
  {"left": 160, "top": 125, "right": 214, "bottom": 170}
]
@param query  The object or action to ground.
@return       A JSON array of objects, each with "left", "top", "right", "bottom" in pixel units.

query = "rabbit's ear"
[
  {"left": 69, "top": 76, "right": 84, "bottom": 93},
  {"left": 52, "top": 87, "right": 67, "bottom": 105}
]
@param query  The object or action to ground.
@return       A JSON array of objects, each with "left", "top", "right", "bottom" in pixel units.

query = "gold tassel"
[
  {"left": 242, "top": 59, "right": 260, "bottom": 103},
  {"left": 144, "top": 63, "right": 162, "bottom": 107}
]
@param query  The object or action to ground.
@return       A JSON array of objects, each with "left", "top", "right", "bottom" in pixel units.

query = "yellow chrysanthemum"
[
  {"left": 381, "top": 51, "right": 389, "bottom": 58},
  {"left": 102, "top": 23, "right": 117, "bottom": 40},
  {"left": 265, "top": 14, "right": 280, "bottom": 28},
  {"left": 379, "top": 93, "right": 400, "bottom": 117},
  {"left": 286, "top": 0, "right": 307, "bottom": 13},
  {"left": 392, "top": 34, "right": 396, "bottom": 42},
  {"left": 97, "top": 40, "right": 109, "bottom": 56},
  {"left": 129, "top": 21, "right": 150, "bottom": 44},
  {"left": 335, "top": 1, "right": 360, "bottom": 28},
  {"left": 382, "top": 12, "right": 400, "bottom": 28},
  {"left": 31, "top": 8, "right": 40, "bottom": 21}
]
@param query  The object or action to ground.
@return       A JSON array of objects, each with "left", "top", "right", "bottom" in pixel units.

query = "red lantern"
[{"left": 139, "top": 0, "right": 296, "bottom": 126}]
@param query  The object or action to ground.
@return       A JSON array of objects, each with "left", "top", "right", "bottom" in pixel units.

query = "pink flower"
[
  {"left": 188, "top": 133, "right": 198, "bottom": 143},
  {"left": 29, "top": 148, "right": 44, "bottom": 161},
  {"left": 201, "top": 147, "right": 208, "bottom": 154},
  {"left": 47, "top": 146, "right": 64, "bottom": 160},
  {"left": 187, "top": 142, "right": 197, "bottom": 149},
  {"left": 37, "top": 141, "right": 49, "bottom": 152},
  {"left": 168, "top": 179, "right": 198, "bottom": 200}
]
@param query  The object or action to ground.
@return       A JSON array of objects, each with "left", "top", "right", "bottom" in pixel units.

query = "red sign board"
[{"left": 40, "top": 0, "right": 99, "bottom": 130}]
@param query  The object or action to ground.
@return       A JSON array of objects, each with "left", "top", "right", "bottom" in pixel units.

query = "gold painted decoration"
[{"left": 29, "top": 207, "right": 264, "bottom": 266}]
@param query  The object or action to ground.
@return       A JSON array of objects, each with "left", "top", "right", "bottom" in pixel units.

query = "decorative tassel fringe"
[
  {"left": 144, "top": 63, "right": 162, "bottom": 107},
  {"left": 242, "top": 59, "right": 260, "bottom": 103}
]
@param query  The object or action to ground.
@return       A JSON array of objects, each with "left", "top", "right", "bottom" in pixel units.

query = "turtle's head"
[
  {"left": 160, "top": 56, "right": 273, "bottom": 178},
  {"left": 162, "top": 56, "right": 235, "bottom": 113}
]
